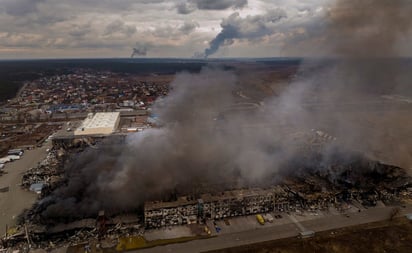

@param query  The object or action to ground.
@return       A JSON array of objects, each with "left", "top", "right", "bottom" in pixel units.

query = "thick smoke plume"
[
  {"left": 41, "top": 68, "right": 306, "bottom": 219},
  {"left": 200, "top": 9, "right": 287, "bottom": 58},
  {"left": 328, "top": 0, "right": 412, "bottom": 58},
  {"left": 40, "top": 0, "right": 412, "bottom": 220},
  {"left": 286, "top": 0, "right": 412, "bottom": 158}
]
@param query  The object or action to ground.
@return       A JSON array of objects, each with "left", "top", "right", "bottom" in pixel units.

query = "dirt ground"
[{"left": 207, "top": 217, "right": 412, "bottom": 253}]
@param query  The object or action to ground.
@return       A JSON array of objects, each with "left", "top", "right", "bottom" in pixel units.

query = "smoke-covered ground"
[{"left": 38, "top": 0, "right": 412, "bottom": 221}]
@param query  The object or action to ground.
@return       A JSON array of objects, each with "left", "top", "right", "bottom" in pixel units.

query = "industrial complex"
[
  {"left": 1, "top": 107, "right": 411, "bottom": 251},
  {"left": 1, "top": 62, "right": 412, "bottom": 253},
  {"left": 144, "top": 169, "right": 412, "bottom": 229}
]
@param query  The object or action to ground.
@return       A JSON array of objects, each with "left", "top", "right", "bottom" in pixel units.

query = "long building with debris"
[
  {"left": 144, "top": 167, "right": 412, "bottom": 229},
  {"left": 144, "top": 187, "right": 295, "bottom": 228}
]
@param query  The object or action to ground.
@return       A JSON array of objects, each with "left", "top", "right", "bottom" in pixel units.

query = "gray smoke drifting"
[
  {"left": 329, "top": 0, "right": 412, "bottom": 58},
  {"left": 39, "top": 0, "right": 412, "bottom": 220},
  {"left": 324, "top": 0, "right": 412, "bottom": 96},
  {"left": 131, "top": 43, "right": 149, "bottom": 58},
  {"left": 200, "top": 9, "right": 287, "bottom": 58},
  {"left": 281, "top": 0, "right": 412, "bottom": 164}
]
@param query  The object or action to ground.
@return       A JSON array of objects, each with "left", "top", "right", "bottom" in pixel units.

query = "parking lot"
[
  {"left": 0, "top": 143, "right": 51, "bottom": 230},
  {"left": 139, "top": 203, "right": 412, "bottom": 253}
]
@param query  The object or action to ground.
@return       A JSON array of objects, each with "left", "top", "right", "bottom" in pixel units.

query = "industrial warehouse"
[
  {"left": 144, "top": 187, "right": 291, "bottom": 228},
  {"left": 74, "top": 112, "right": 120, "bottom": 136},
  {"left": 144, "top": 167, "right": 412, "bottom": 229}
]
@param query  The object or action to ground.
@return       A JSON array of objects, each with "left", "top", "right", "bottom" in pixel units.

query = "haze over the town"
[
  {"left": 1, "top": 1, "right": 412, "bottom": 252},
  {"left": 1, "top": 0, "right": 410, "bottom": 59}
]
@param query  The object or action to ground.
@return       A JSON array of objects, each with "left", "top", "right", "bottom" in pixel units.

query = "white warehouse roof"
[{"left": 74, "top": 112, "right": 120, "bottom": 136}]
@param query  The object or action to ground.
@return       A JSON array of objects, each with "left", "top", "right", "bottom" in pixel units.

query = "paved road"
[
  {"left": 137, "top": 204, "right": 412, "bottom": 253},
  {"left": 0, "top": 143, "right": 51, "bottom": 230}
]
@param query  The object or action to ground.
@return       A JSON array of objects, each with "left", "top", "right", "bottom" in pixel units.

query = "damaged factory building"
[
  {"left": 144, "top": 162, "right": 412, "bottom": 229},
  {"left": 145, "top": 187, "right": 321, "bottom": 228}
]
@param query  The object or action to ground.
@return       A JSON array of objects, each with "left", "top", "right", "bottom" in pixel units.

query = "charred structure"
[
  {"left": 4, "top": 144, "right": 409, "bottom": 252},
  {"left": 144, "top": 157, "right": 412, "bottom": 229}
]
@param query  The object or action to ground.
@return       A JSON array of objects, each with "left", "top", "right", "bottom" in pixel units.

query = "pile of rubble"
[
  {"left": 144, "top": 156, "right": 412, "bottom": 229},
  {"left": 1, "top": 213, "right": 142, "bottom": 251},
  {"left": 21, "top": 149, "right": 65, "bottom": 195}
]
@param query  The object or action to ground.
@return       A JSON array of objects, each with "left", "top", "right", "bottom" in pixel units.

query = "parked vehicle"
[
  {"left": 264, "top": 213, "right": 274, "bottom": 223},
  {"left": 8, "top": 149, "right": 24, "bottom": 156},
  {"left": 256, "top": 214, "right": 265, "bottom": 225},
  {"left": 7, "top": 155, "right": 21, "bottom": 161},
  {"left": 0, "top": 157, "right": 12, "bottom": 164}
]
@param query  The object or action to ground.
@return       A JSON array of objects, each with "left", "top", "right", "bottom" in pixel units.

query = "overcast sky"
[{"left": 0, "top": 0, "right": 408, "bottom": 59}]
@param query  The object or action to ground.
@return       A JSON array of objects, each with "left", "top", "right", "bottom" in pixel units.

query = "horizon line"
[
  {"left": 1, "top": 56, "right": 410, "bottom": 62},
  {"left": 0, "top": 56, "right": 304, "bottom": 61}
]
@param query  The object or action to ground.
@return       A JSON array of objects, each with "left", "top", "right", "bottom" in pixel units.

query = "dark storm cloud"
[{"left": 201, "top": 9, "right": 287, "bottom": 57}]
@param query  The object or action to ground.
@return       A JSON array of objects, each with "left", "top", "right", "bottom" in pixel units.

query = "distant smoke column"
[
  {"left": 203, "top": 9, "right": 287, "bottom": 58},
  {"left": 131, "top": 44, "right": 148, "bottom": 58},
  {"left": 204, "top": 26, "right": 237, "bottom": 57}
]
